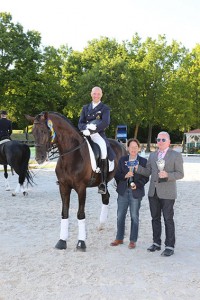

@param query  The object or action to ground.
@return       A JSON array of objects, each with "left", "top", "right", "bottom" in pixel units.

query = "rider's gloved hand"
[
  {"left": 82, "top": 129, "right": 90, "bottom": 136},
  {"left": 86, "top": 123, "right": 97, "bottom": 131}
]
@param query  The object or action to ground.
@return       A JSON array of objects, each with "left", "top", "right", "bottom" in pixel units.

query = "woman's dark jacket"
[{"left": 115, "top": 154, "right": 149, "bottom": 198}]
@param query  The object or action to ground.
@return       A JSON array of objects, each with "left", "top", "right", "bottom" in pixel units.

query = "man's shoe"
[
  {"left": 161, "top": 248, "right": 174, "bottom": 257},
  {"left": 147, "top": 244, "right": 161, "bottom": 252},
  {"left": 128, "top": 241, "right": 136, "bottom": 249},
  {"left": 110, "top": 240, "right": 123, "bottom": 246}
]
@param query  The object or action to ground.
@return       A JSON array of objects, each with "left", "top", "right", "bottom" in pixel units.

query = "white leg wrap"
[
  {"left": 5, "top": 178, "right": 11, "bottom": 191},
  {"left": 20, "top": 184, "right": 25, "bottom": 193},
  {"left": 15, "top": 183, "right": 21, "bottom": 194},
  {"left": 60, "top": 219, "right": 69, "bottom": 241},
  {"left": 78, "top": 219, "right": 86, "bottom": 241},
  {"left": 100, "top": 204, "right": 108, "bottom": 224}
]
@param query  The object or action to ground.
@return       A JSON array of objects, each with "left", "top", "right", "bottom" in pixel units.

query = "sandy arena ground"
[{"left": 0, "top": 156, "right": 200, "bottom": 300}]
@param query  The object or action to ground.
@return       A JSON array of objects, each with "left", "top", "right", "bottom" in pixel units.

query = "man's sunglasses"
[{"left": 156, "top": 138, "right": 168, "bottom": 142}]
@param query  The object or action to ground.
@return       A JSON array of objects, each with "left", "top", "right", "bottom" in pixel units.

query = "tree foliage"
[{"left": 0, "top": 13, "right": 200, "bottom": 142}]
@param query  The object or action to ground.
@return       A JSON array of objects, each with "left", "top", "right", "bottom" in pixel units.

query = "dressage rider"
[
  {"left": 78, "top": 86, "right": 115, "bottom": 194},
  {"left": 0, "top": 110, "right": 12, "bottom": 141}
]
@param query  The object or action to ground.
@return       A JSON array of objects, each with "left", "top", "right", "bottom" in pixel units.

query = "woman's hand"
[{"left": 125, "top": 171, "right": 134, "bottom": 179}]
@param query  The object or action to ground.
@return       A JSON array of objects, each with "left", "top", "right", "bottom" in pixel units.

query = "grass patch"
[{"left": 11, "top": 133, "right": 34, "bottom": 142}]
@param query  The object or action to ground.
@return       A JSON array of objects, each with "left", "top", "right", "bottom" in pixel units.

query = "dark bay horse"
[
  {"left": 26, "top": 111, "right": 127, "bottom": 251},
  {"left": 0, "top": 139, "right": 33, "bottom": 196}
]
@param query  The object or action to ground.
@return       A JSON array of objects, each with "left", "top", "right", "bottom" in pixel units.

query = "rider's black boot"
[{"left": 98, "top": 159, "right": 108, "bottom": 194}]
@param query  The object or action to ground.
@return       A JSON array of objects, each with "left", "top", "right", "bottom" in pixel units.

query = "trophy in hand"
[
  {"left": 156, "top": 159, "right": 167, "bottom": 182},
  {"left": 126, "top": 160, "right": 139, "bottom": 188}
]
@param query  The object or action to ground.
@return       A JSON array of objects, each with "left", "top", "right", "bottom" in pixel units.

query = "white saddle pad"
[
  {"left": 85, "top": 138, "right": 114, "bottom": 173},
  {"left": 0, "top": 139, "right": 11, "bottom": 145}
]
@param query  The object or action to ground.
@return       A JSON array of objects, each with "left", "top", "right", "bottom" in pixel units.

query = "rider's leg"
[
  {"left": 90, "top": 133, "right": 108, "bottom": 194},
  {"left": 98, "top": 158, "right": 108, "bottom": 194}
]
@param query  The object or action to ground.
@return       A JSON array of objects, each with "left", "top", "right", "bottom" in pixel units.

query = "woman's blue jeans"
[{"left": 116, "top": 188, "right": 141, "bottom": 242}]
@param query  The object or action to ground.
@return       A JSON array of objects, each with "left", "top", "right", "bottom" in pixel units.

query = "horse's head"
[{"left": 25, "top": 112, "right": 51, "bottom": 164}]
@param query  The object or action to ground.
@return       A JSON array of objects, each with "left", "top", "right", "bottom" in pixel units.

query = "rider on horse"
[
  {"left": 78, "top": 86, "right": 115, "bottom": 194},
  {"left": 0, "top": 110, "right": 12, "bottom": 141}
]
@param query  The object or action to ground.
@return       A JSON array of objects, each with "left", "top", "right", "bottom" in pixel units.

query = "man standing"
[
  {"left": 135, "top": 131, "right": 184, "bottom": 256},
  {"left": 78, "top": 86, "right": 115, "bottom": 194},
  {"left": 0, "top": 110, "right": 12, "bottom": 140}
]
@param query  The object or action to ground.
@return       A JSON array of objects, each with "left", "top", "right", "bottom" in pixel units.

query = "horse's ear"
[
  {"left": 25, "top": 114, "right": 35, "bottom": 123},
  {"left": 43, "top": 111, "right": 48, "bottom": 120}
]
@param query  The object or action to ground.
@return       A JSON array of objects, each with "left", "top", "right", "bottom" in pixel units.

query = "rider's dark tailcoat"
[{"left": 78, "top": 102, "right": 115, "bottom": 161}]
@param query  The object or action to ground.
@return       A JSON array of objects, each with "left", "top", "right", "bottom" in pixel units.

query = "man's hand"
[
  {"left": 158, "top": 170, "right": 168, "bottom": 178},
  {"left": 87, "top": 124, "right": 97, "bottom": 130},
  {"left": 82, "top": 129, "right": 90, "bottom": 136}
]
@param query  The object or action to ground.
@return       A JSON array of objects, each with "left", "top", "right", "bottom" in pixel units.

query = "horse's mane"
[{"left": 42, "top": 111, "right": 82, "bottom": 136}]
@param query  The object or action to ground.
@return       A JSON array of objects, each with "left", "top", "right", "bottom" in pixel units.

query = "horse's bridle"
[
  {"left": 33, "top": 118, "right": 49, "bottom": 145},
  {"left": 48, "top": 138, "right": 87, "bottom": 160},
  {"left": 33, "top": 115, "right": 87, "bottom": 160}
]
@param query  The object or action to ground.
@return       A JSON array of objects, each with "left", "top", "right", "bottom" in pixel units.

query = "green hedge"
[{"left": 11, "top": 133, "right": 34, "bottom": 142}]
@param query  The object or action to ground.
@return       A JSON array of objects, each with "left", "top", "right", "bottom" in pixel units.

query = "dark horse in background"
[
  {"left": 0, "top": 139, "right": 33, "bottom": 196},
  {"left": 26, "top": 111, "right": 127, "bottom": 251}
]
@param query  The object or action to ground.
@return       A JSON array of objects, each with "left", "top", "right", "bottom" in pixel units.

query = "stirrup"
[{"left": 98, "top": 182, "right": 107, "bottom": 194}]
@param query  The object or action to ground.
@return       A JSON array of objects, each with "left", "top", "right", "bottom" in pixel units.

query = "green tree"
[
  {"left": 126, "top": 35, "right": 186, "bottom": 150},
  {"left": 0, "top": 12, "right": 42, "bottom": 128}
]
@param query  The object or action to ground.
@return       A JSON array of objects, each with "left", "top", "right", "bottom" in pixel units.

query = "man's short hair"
[
  {"left": 158, "top": 131, "right": 170, "bottom": 140},
  {"left": 1, "top": 110, "right": 7, "bottom": 115}
]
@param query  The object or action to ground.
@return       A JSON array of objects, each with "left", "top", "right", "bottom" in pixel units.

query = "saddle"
[
  {"left": 0, "top": 135, "right": 11, "bottom": 142},
  {"left": 86, "top": 136, "right": 101, "bottom": 169}
]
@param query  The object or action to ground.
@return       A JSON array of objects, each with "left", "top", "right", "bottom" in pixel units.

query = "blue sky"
[{"left": 1, "top": 0, "right": 199, "bottom": 50}]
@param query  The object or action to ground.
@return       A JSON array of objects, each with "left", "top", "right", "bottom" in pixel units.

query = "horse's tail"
[
  {"left": 25, "top": 169, "right": 34, "bottom": 186},
  {"left": 21, "top": 145, "right": 35, "bottom": 186}
]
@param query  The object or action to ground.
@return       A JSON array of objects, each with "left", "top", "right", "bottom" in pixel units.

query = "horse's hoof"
[
  {"left": 12, "top": 193, "right": 16, "bottom": 197},
  {"left": 76, "top": 240, "right": 86, "bottom": 252},
  {"left": 55, "top": 239, "right": 67, "bottom": 250},
  {"left": 23, "top": 191, "right": 28, "bottom": 196}
]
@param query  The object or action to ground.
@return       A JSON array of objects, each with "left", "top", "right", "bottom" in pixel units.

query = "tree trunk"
[
  {"left": 134, "top": 123, "right": 139, "bottom": 138},
  {"left": 146, "top": 123, "right": 153, "bottom": 152},
  {"left": 182, "top": 132, "right": 186, "bottom": 153}
]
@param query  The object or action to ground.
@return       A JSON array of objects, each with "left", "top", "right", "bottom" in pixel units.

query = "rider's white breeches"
[{"left": 90, "top": 133, "right": 107, "bottom": 159}]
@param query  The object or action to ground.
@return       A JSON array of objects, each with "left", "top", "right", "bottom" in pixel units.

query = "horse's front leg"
[
  {"left": 55, "top": 186, "right": 71, "bottom": 250},
  {"left": 76, "top": 188, "right": 87, "bottom": 252},
  {"left": 99, "top": 190, "right": 110, "bottom": 230}
]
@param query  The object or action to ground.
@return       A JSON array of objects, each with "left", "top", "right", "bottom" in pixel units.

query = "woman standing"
[{"left": 110, "top": 138, "right": 149, "bottom": 249}]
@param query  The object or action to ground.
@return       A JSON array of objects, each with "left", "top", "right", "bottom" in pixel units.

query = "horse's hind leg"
[
  {"left": 99, "top": 191, "right": 110, "bottom": 230},
  {"left": 12, "top": 181, "right": 28, "bottom": 197},
  {"left": 12, "top": 183, "right": 28, "bottom": 197},
  {"left": 4, "top": 165, "right": 11, "bottom": 191},
  {"left": 14, "top": 170, "right": 28, "bottom": 196}
]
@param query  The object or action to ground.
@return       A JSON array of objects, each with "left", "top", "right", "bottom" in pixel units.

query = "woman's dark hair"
[{"left": 127, "top": 138, "right": 140, "bottom": 148}]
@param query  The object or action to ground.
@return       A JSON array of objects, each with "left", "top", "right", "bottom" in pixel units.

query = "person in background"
[
  {"left": 0, "top": 110, "right": 12, "bottom": 140},
  {"left": 135, "top": 131, "right": 184, "bottom": 257},
  {"left": 78, "top": 86, "right": 115, "bottom": 194},
  {"left": 110, "top": 138, "right": 149, "bottom": 249}
]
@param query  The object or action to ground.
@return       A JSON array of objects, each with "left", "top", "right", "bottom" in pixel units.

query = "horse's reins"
[
  {"left": 48, "top": 138, "right": 87, "bottom": 160},
  {"left": 31, "top": 138, "right": 87, "bottom": 179}
]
